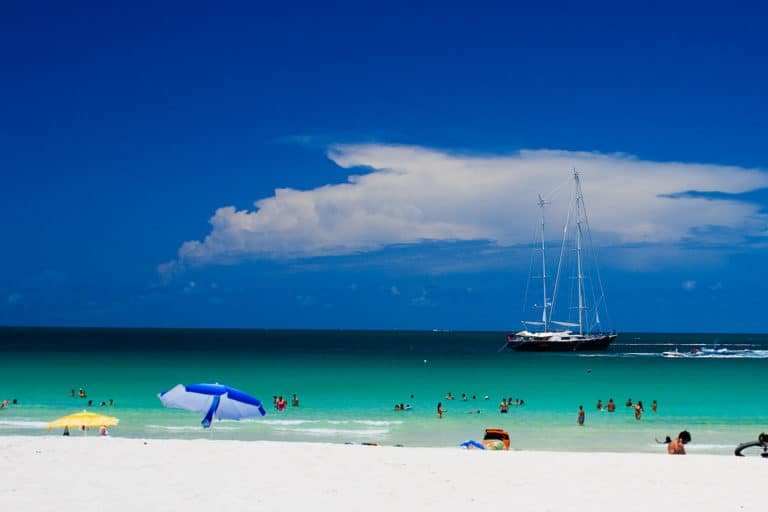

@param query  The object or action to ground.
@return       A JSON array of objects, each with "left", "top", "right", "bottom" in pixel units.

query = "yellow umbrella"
[{"left": 47, "top": 410, "right": 119, "bottom": 430}]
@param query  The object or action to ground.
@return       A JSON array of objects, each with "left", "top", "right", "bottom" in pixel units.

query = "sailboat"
[{"left": 506, "top": 170, "right": 617, "bottom": 352}]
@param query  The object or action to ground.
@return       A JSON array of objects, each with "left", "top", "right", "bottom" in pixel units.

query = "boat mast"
[
  {"left": 537, "top": 194, "right": 550, "bottom": 331},
  {"left": 574, "top": 170, "right": 585, "bottom": 336}
]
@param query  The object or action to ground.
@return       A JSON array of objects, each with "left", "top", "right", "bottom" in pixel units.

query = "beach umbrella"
[
  {"left": 47, "top": 410, "right": 119, "bottom": 430},
  {"left": 158, "top": 383, "right": 266, "bottom": 428}
]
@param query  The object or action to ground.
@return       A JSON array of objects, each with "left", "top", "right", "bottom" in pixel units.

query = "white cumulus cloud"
[{"left": 163, "top": 144, "right": 768, "bottom": 272}]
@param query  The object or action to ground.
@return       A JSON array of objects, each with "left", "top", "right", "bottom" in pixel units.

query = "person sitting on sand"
[
  {"left": 668, "top": 431, "right": 691, "bottom": 455},
  {"left": 606, "top": 398, "right": 616, "bottom": 412}
]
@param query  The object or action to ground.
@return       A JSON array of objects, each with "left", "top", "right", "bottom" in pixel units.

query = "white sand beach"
[{"left": 0, "top": 436, "right": 763, "bottom": 511}]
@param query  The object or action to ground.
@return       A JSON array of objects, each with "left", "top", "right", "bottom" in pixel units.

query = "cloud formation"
[{"left": 163, "top": 144, "right": 768, "bottom": 272}]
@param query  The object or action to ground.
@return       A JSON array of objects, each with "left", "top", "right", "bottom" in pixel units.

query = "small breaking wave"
[
  {"left": 259, "top": 419, "right": 320, "bottom": 426},
  {"left": 145, "top": 424, "right": 239, "bottom": 432},
  {"left": 328, "top": 420, "right": 403, "bottom": 426},
  {"left": 269, "top": 426, "right": 389, "bottom": 437},
  {"left": 0, "top": 419, "right": 49, "bottom": 429}
]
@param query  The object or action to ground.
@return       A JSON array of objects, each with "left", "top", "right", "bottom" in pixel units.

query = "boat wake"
[
  {"left": 576, "top": 349, "right": 768, "bottom": 358},
  {"left": 661, "top": 349, "right": 768, "bottom": 359}
]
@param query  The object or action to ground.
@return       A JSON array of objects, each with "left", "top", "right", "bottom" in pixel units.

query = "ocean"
[{"left": 1, "top": 328, "right": 767, "bottom": 455}]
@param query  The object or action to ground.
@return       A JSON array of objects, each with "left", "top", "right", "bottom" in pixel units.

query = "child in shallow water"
[{"left": 667, "top": 431, "right": 691, "bottom": 454}]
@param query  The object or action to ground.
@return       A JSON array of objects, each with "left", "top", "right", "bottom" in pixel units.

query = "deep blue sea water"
[{"left": 1, "top": 328, "right": 767, "bottom": 455}]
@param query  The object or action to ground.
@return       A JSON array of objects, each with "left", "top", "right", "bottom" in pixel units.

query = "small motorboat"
[{"left": 662, "top": 348, "right": 702, "bottom": 358}]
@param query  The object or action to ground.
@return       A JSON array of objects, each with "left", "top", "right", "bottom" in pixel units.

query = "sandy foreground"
[{"left": 0, "top": 436, "right": 763, "bottom": 511}]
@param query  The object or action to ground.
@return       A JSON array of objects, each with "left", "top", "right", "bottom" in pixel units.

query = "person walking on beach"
[
  {"left": 668, "top": 431, "right": 691, "bottom": 455},
  {"left": 437, "top": 402, "right": 445, "bottom": 419},
  {"left": 577, "top": 405, "right": 585, "bottom": 426}
]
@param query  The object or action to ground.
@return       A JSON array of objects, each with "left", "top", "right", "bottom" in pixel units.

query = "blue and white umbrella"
[{"left": 158, "top": 383, "right": 267, "bottom": 428}]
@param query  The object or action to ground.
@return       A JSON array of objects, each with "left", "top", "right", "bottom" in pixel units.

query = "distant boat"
[
  {"left": 662, "top": 347, "right": 702, "bottom": 358},
  {"left": 506, "top": 170, "right": 617, "bottom": 352}
]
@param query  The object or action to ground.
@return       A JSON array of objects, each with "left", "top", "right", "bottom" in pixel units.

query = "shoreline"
[{"left": 1, "top": 436, "right": 763, "bottom": 511}]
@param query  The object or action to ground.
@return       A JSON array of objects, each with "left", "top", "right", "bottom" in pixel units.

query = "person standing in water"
[
  {"left": 633, "top": 401, "right": 644, "bottom": 420},
  {"left": 437, "top": 402, "right": 445, "bottom": 419},
  {"left": 577, "top": 405, "right": 585, "bottom": 426}
]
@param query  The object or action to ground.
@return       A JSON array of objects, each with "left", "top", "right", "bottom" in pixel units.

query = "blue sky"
[{"left": 2, "top": 2, "right": 768, "bottom": 332}]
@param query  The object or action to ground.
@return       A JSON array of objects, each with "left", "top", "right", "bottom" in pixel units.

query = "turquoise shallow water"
[{"left": 1, "top": 328, "right": 767, "bottom": 455}]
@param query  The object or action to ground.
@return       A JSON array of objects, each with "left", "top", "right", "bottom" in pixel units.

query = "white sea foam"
[
  {"left": 145, "top": 424, "right": 239, "bottom": 432},
  {"left": 270, "top": 426, "right": 389, "bottom": 437},
  {"left": 258, "top": 419, "right": 320, "bottom": 426},
  {"left": 327, "top": 420, "right": 403, "bottom": 426},
  {"left": 0, "top": 419, "right": 48, "bottom": 429}
]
